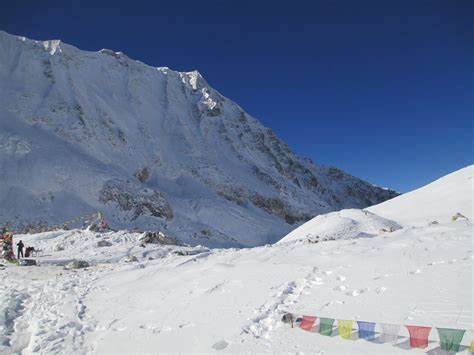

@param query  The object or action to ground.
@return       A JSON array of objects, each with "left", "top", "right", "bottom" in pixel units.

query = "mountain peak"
[
  {"left": 42, "top": 39, "right": 62, "bottom": 55},
  {"left": 183, "top": 70, "right": 207, "bottom": 90}
]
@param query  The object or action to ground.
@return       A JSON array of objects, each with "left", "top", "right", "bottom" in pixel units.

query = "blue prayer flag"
[{"left": 357, "top": 321, "right": 376, "bottom": 341}]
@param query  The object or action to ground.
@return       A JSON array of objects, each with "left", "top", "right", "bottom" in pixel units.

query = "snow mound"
[
  {"left": 367, "top": 165, "right": 473, "bottom": 227},
  {"left": 278, "top": 209, "right": 401, "bottom": 243}
]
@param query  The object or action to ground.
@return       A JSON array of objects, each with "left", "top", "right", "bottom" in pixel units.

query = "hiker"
[
  {"left": 25, "top": 246, "right": 36, "bottom": 257},
  {"left": 17, "top": 240, "right": 24, "bottom": 259}
]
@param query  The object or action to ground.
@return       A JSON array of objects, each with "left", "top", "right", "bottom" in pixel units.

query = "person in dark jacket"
[{"left": 17, "top": 240, "right": 24, "bottom": 259}]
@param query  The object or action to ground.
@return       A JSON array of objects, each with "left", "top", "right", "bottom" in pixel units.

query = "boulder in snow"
[
  {"left": 67, "top": 260, "right": 90, "bottom": 269},
  {"left": 54, "top": 244, "right": 65, "bottom": 251},
  {"left": 451, "top": 212, "right": 468, "bottom": 221},
  {"left": 139, "top": 231, "right": 179, "bottom": 245},
  {"left": 96, "top": 240, "right": 112, "bottom": 247},
  {"left": 122, "top": 255, "right": 138, "bottom": 263},
  {"left": 19, "top": 259, "right": 37, "bottom": 266}
]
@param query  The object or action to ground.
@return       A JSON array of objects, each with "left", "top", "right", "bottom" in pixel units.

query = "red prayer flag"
[
  {"left": 299, "top": 316, "right": 317, "bottom": 331},
  {"left": 406, "top": 325, "right": 431, "bottom": 348}
]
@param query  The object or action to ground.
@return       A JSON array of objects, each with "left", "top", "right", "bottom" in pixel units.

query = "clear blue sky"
[{"left": 2, "top": 0, "right": 472, "bottom": 192}]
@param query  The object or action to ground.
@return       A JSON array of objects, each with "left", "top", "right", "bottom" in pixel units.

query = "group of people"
[
  {"left": 1, "top": 228, "right": 35, "bottom": 261},
  {"left": 16, "top": 240, "right": 35, "bottom": 258}
]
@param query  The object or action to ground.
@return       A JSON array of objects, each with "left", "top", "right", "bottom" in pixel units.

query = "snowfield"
[{"left": 0, "top": 167, "right": 472, "bottom": 354}]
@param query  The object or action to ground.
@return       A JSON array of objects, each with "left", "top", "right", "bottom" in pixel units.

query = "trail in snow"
[{"left": 0, "top": 265, "right": 106, "bottom": 354}]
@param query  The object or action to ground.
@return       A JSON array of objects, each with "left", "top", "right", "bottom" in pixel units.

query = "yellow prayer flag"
[
  {"left": 338, "top": 319, "right": 354, "bottom": 340},
  {"left": 470, "top": 329, "right": 474, "bottom": 352}
]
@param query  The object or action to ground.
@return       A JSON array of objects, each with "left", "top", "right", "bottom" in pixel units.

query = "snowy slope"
[
  {"left": 278, "top": 165, "right": 473, "bottom": 244},
  {"left": 0, "top": 30, "right": 397, "bottom": 247},
  {"left": 367, "top": 165, "right": 473, "bottom": 226},
  {"left": 0, "top": 182, "right": 472, "bottom": 353}
]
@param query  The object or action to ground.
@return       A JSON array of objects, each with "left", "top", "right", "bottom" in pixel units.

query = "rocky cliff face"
[{"left": 0, "top": 31, "right": 398, "bottom": 247}]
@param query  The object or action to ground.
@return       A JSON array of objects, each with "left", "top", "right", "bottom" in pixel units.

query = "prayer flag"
[
  {"left": 471, "top": 330, "right": 474, "bottom": 353},
  {"left": 299, "top": 316, "right": 317, "bottom": 332},
  {"left": 338, "top": 320, "right": 354, "bottom": 340},
  {"left": 319, "top": 318, "right": 335, "bottom": 336},
  {"left": 406, "top": 325, "right": 431, "bottom": 349},
  {"left": 357, "top": 321, "right": 376, "bottom": 342},
  {"left": 379, "top": 323, "right": 401, "bottom": 344},
  {"left": 436, "top": 328, "right": 465, "bottom": 352}
]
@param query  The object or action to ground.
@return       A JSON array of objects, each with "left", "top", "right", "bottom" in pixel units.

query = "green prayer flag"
[
  {"left": 436, "top": 328, "right": 465, "bottom": 352},
  {"left": 319, "top": 318, "right": 335, "bottom": 336}
]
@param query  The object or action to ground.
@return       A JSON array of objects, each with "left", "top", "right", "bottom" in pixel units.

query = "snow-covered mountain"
[{"left": 0, "top": 30, "right": 397, "bottom": 246}]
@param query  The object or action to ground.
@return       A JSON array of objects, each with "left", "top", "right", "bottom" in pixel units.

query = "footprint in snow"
[
  {"left": 323, "top": 270, "right": 333, "bottom": 276},
  {"left": 324, "top": 300, "right": 345, "bottom": 307},
  {"left": 179, "top": 322, "right": 195, "bottom": 329},
  {"left": 409, "top": 269, "right": 421, "bottom": 275},
  {"left": 212, "top": 340, "right": 229, "bottom": 351},
  {"left": 346, "top": 288, "right": 368, "bottom": 297},
  {"left": 346, "top": 290, "right": 360, "bottom": 297},
  {"left": 311, "top": 277, "right": 324, "bottom": 286},
  {"left": 138, "top": 324, "right": 160, "bottom": 333},
  {"left": 337, "top": 275, "right": 346, "bottom": 281},
  {"left": 111, "top": 326, "right": 127, "bottom": 332},
  {"left": 334, "top": 285, "right": 348, "bottom": 291},
  {"left": 376, "top": 287, "right": 387, "bottom": 294}
]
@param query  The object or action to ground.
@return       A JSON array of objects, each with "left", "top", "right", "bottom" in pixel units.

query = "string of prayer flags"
[
  {"left": 436, "top": 328, "right": 466, "bottom": 353},
  {"left": 337, "top": 320, "right": 354, "bottom": 340},
  {"left": 406, "top": 325, "right": 431, "bottom": 349},
  {"left": 282, "top": 312, "right": 471, "bottom": 351},
  {"left": 319, "top": 318, "right": 335, "bottom": 336}
]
